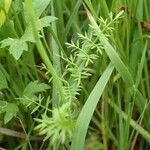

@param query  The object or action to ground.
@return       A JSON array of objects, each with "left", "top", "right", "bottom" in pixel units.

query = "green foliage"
[
  {"left": 85, "top": 134, "right": 104, "bottom": 150},
  {"left": 0, "top": 69, "right": 8, "bottom": 90},
  {"left": 0, "top": 0, "right": 149, "bottom": 149},
  {"left": 0, "top": 101, "right": 18, "bottom": 124},
  {"left": 34, "top": 102, "right": 76, "bottom": 144},
  {"left": 20, "top": 80, "right": 50, "bottom": 106},
  {"left": 71, "top": 63, "right": 114, "bottom": 150},
  {"left": 0, "top": 0, "right": 56, "bottom": 60},
  {"left": 0, "top": 17, "right": 57, "bottom": 59},
  {"left": 23, "top": 80, "right": 50, "bottom": 97},
  {"left": 1, "top": 38, "right": 28, "bottom": 60}
]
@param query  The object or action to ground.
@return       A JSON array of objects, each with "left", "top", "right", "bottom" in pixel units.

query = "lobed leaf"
[{"left": 0, "top": 100, "right": 18, "bottom": 124}]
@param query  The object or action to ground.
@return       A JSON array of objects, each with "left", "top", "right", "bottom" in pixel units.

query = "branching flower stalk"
[{"left": 32, "top": 7, "right": 125, "bottom": 147}]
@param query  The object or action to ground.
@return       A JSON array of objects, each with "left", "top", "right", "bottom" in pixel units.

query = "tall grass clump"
[{"left": 0, "top": 0, "right": 150, "bottom": 149}]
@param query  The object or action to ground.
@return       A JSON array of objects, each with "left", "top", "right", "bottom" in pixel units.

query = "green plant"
[{"left": 0, "top": 0, "right": 149, "bottom": 149}]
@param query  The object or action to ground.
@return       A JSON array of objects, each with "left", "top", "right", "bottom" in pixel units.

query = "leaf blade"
[{"left": 71, "top": 63, "right": 114, "bottom": 150}]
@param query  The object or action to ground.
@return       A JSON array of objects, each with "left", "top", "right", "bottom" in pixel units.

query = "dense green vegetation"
[{"left": 0, "top": 0, "right": 150, "bottom": 149}]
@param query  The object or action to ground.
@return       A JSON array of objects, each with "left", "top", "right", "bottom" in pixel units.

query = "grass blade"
[
  {"left": 71, "top": 63, "right": 114, "bottom": 150},
  {"left": 107, "top": 99, "right": 150, "bottom": 143}
]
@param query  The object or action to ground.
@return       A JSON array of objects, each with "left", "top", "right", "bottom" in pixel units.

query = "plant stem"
[{"left": 26, "top": 0, "right": 65, "bottom": 104}]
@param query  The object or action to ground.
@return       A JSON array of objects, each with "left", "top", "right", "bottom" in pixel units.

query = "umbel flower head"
[{"left": 34, "top": 102, "right": 76, "bottom": 144}]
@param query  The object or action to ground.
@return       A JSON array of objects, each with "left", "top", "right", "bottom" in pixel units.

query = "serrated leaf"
[
  {"left": 0, "top": 15, "right": 57, "bottom": 60},
  {"left": 0, "top": 0, "right": 53, "bottom": 60},
  {"left": 22, "top": 16, "right": 57, "bottom": 42},
  {"left": 0, "top": 100, "right": 18, "bottom": 124},
  {"left": 24, "top": 0, "right": 51, "bottom": 22},
  {"left": 0, "top": 69, "right": 8, "bottom": 89},
  {"left": 32, "top": 0, "right": 51, "bottom": 17},
  {"left": 37, "top": 16, "right": 57, "bottom": 30},
  {"left": 4, "top": 103, "right": 18, "bottom": 124},
  {"left": 23, "top": 80, "right": 50, "bottom": 97},
  {"left": 9, "top": 40, "right": 28, "bottom": 60},
  {"left": 0, "top": 38, "right": 28, "bottom": 60},
  {"left": 0, "top": 37, "right": 14, "bottom": 47}
]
